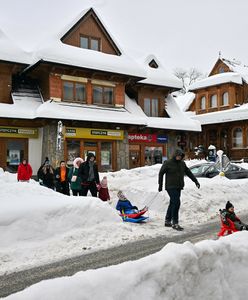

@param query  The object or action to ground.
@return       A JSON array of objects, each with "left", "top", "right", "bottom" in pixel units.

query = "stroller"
[{"left": 116, "top": 191, "right": 148, "bottom": 223}]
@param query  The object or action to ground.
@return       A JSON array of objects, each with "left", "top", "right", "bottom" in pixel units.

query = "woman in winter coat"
[
  {"left": 78, "top": 152, "right": 100, "bottom": 197},
  {"left": 17, "top": 159, "right": 33, "bottom": 182},
  {"left": 68, "top": 157, "right": 84, "bottom": 196},
  {"left": 37, "top": 161, "right": 55, "bottom": 190},
  {"left": 54, "top": 161, "right": 70, "bottom": 195},
  {"left": 98, "top": 176, "right": 110, "bottom": 201}
]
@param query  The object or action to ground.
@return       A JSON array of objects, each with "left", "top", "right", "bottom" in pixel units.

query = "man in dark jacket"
[
  {"left": 78, "top": 153, "right": 100, "bottom": 197},
  {"left": 158, "top": 148, "right": 200, "bottom": 231}
]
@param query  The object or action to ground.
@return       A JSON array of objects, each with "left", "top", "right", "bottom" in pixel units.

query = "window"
[
  {"left": 219, "top": 67, "right": 225, "bottom": 73},
  {"left": 93, "top": 85, "right": 114, "bottom": 105},
  {"left": 63, "top": 81, "right": 86, "bottom": 103},
  {"left": 222, "top": 92, "right": 229, "bottom": 106},
  {"left": 80, "top": 35, "right": 100, "bottom": 51},
  {"left": 200, "top": 96, "right": 206, "bottom": 110},
  {"left": 144, "top": 98, "right": 159, "bottom": 117},
  {"left": 232, "top": 128, "right": 243, "bottom": 148},
  {"left": 66, "top": 140, "right": 80, "bottom": 165},
  {"left": 210, "top": 94, "right": 217, "bottom": 108}
]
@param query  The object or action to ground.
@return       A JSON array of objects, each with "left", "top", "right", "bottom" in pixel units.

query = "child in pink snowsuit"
[{"left": 98, "top": 176, "right": 110, "bottom": 201}]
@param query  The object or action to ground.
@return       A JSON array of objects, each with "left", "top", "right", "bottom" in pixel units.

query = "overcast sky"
[{"left": 1, "top": 0, "right": 248, "bottom": 74}]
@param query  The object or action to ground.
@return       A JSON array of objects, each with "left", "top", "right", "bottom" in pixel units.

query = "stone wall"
[
  {"left": 116, "top": 131, "right": 129, "bottom": 170},
  {"left": 42, "top": 123, "right": 64, "bottom": 168}
]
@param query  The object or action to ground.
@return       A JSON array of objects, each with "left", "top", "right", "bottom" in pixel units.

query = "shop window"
[
  {"left": 100, "top": 142, "right": 112, "bottom": 172},
  {"left": 145, "top": 146, "right": 163, "bottom": 165},
  {"left": 232, "top": 128, "right": 243, "bottom": 148},
  {"left": 144, "top": 98, "right": 159, "bottom": 117},
  {"left": 200, "top": 96, "right": 206, "bottom": 110},
  {"left": 80, "top": 35, "right": 100, "bottom": 51},
  {"left": 63, "top": 81, "right": 86, "bottom": 103},
  {"left": 221, "top": 92, "right": 229, "bottom": 106},
  {"left": 93, "top": 85, "right": 114, "bottom": 105},
  {"left": 210, "top": 94, "right": 217, "bottom": 108},
  {"left": 6, "top": 140, "right": 25, "bottom": 172},
  {"left": 66, "top": 140, "right": 80, "bottom": 165}
]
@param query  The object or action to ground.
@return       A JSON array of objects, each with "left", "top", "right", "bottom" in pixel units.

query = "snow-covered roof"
[
  {"left": 34, "top": 41, "right": 146, "bottom": 78},
  {"left": 153, "top": 94, "right": 200, "bottom": 131},
  {"left": 0, "top": 93, "right": 201, "bottom": 131},
  {"left": 189, "top": 72, "right": 243, "bottom": 91},
  {"left": 0, "top": 29, "right": 30, "bottom": 64},
  {"left": 138, "top": 55, "right": 182, "bottom": 89},
  {"left": 191, "top": 103, "right": 248, "bottom": 125},
  {"left": 173, "top": 92, "right": 196, "bottom": 112},
  {"left": 221, "top": 58, "right": 248, "bottom": 84}
]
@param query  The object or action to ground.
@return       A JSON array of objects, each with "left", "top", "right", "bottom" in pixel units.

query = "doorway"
[{"left": 129, "top": 145, "right": 140, "bottom": 169}]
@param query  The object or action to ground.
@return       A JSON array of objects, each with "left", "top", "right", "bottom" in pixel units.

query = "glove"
[
  {"left": 195, "top": 182, "right": 200, "bottom": 189},
  {"left": 158, "top": 186, "right": 162, "bottom": 192}
]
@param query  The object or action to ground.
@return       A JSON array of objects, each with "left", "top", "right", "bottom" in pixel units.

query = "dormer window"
[
  {"left": 148, "top": 59, "right": 159, "bottom": 69},
  {"left": 219, "top": 66, "right": 225, "bottom": 73},
  {"left": 80, "top": 35, "right": 100, "bottom": 51}
]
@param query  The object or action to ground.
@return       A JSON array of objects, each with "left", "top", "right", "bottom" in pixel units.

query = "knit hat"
[
  {"left": 226, "top": 201, "right": 234, "bottom": 210},
  {"left": 117, "top": 190, "right": 127, "bottom": 201},
  {"left": 100, "top": 176, "right": 108, "bottom": 188}
]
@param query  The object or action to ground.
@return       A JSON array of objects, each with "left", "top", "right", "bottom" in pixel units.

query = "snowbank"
[
  {"left": 1, "top": 161, "right": 248, "bottom": 275},
  {"left": 3, "top": 232, "right": 248, "bottom": 300}
]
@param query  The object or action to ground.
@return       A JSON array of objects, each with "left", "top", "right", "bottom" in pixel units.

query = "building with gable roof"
[
  {"left": 184, "top": 56, "right": 248, "bottom": 160},
  {"left": 0, "top": 7, "right": 200, "bottom": 173}
]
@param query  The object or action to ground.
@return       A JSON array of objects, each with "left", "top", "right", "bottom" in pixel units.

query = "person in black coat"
[
  {"left": 78, "top": 153, "right": 100, "bottom": 197},
  {"left": 37, "top": 159, "right": 55, "bottom": 190},
  {"left": 158, "top": 148, "right": 200, "bottom": 231}
]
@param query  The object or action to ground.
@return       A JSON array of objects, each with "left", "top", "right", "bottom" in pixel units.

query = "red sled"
[{"left": 120, "top": 207, "right": 148, "bottom": 219}]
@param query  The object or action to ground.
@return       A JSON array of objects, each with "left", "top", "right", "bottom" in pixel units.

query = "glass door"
[{"left": 83, "top": 141, "right": 98, "bottom": 162}]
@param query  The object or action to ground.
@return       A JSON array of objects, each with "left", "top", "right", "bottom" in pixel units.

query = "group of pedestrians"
[{"left": 17, "top": 153, "right": 110, "bottom": 202}]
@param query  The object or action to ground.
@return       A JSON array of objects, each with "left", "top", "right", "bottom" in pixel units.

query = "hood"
[{"left": 173, "top": 148, "right": 185, "bottom": 159}]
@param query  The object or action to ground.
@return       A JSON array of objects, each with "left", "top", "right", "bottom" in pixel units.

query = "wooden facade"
[
  {"left": 188, "top": 58, "right": 248, "bottom": 160},
  {"left": 0, "top": 8, "right": 186, "bottom": 173}
]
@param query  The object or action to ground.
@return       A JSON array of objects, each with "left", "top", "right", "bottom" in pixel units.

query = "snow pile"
[
  {"left": 1, "top": 161, "right": 248, "bottom": 275},
  {"left": 3, "top": 232, "right": 248, "bottom": 300}
]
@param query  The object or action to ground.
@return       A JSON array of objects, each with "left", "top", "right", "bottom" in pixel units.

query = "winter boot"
[
  {"left": 172, "top": 224, "right": 184, "bottom": 231},
  {"left": 164, "top": 220, "right": 172, "bottom": 227}
]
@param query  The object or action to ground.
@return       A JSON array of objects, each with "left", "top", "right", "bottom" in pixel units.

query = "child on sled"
[
  {"left": 220, "top": 201, "right": 248, "bottom": 231},
  {"left": 116, "top": 190, "right": 139, "bottom": 212}
]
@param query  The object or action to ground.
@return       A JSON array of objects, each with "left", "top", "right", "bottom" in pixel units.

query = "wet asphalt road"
[{"left": 0, "top": 220, "right": 220, "bottom": 298}]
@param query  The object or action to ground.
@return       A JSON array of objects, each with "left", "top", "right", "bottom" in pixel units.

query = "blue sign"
[{"left": 157, "top": 135, "right": 168, "bottom": 143}]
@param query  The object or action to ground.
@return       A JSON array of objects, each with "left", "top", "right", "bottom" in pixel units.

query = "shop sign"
[
  {"left": 65, "top": 127, "right": 124, "bottom": 140},
  {"left": 128, "top": 133, "right": 168, "bottom": 143},
  {"left": 0, "top": 126, "right": 38, "bottom": 138}
]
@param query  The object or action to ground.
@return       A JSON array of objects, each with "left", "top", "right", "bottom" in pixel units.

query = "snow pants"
[{"left": 165, "top": 188, "right": 181, "bottom": 225}]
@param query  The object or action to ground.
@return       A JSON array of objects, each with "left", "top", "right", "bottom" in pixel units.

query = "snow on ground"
[
  {"left": 3, "top": 232, "right": 248, "bottom": 300},
  {"left": 1, "top": 160, "right": 248, "bottom": 276}
]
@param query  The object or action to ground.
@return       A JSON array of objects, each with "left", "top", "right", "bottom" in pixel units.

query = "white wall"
[{"left": 28, "top": 128, "right": 43, "bottom": 175}]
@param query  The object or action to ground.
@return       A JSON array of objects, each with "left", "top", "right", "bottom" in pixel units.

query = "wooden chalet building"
[
  {"left": 186, "top": 56, "right": 248, "bottom": 160},
  {"left": 0, "top": 8, "right": 200, "bottom": 174}
]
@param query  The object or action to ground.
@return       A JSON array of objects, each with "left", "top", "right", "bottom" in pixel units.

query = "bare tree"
[{"left": 174, "top": 67, "right": 204, "bottom": 93}]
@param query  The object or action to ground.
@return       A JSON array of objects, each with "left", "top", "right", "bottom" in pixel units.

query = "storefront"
[
  {"left": 65, "top": 127, "right": 124, "bottom": 172},
  {"left": 0, "top": 126, "right": 39, "bottom": 172},
  {"left": 128, "top": 133, "right": 168, "bottom": 168}
]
